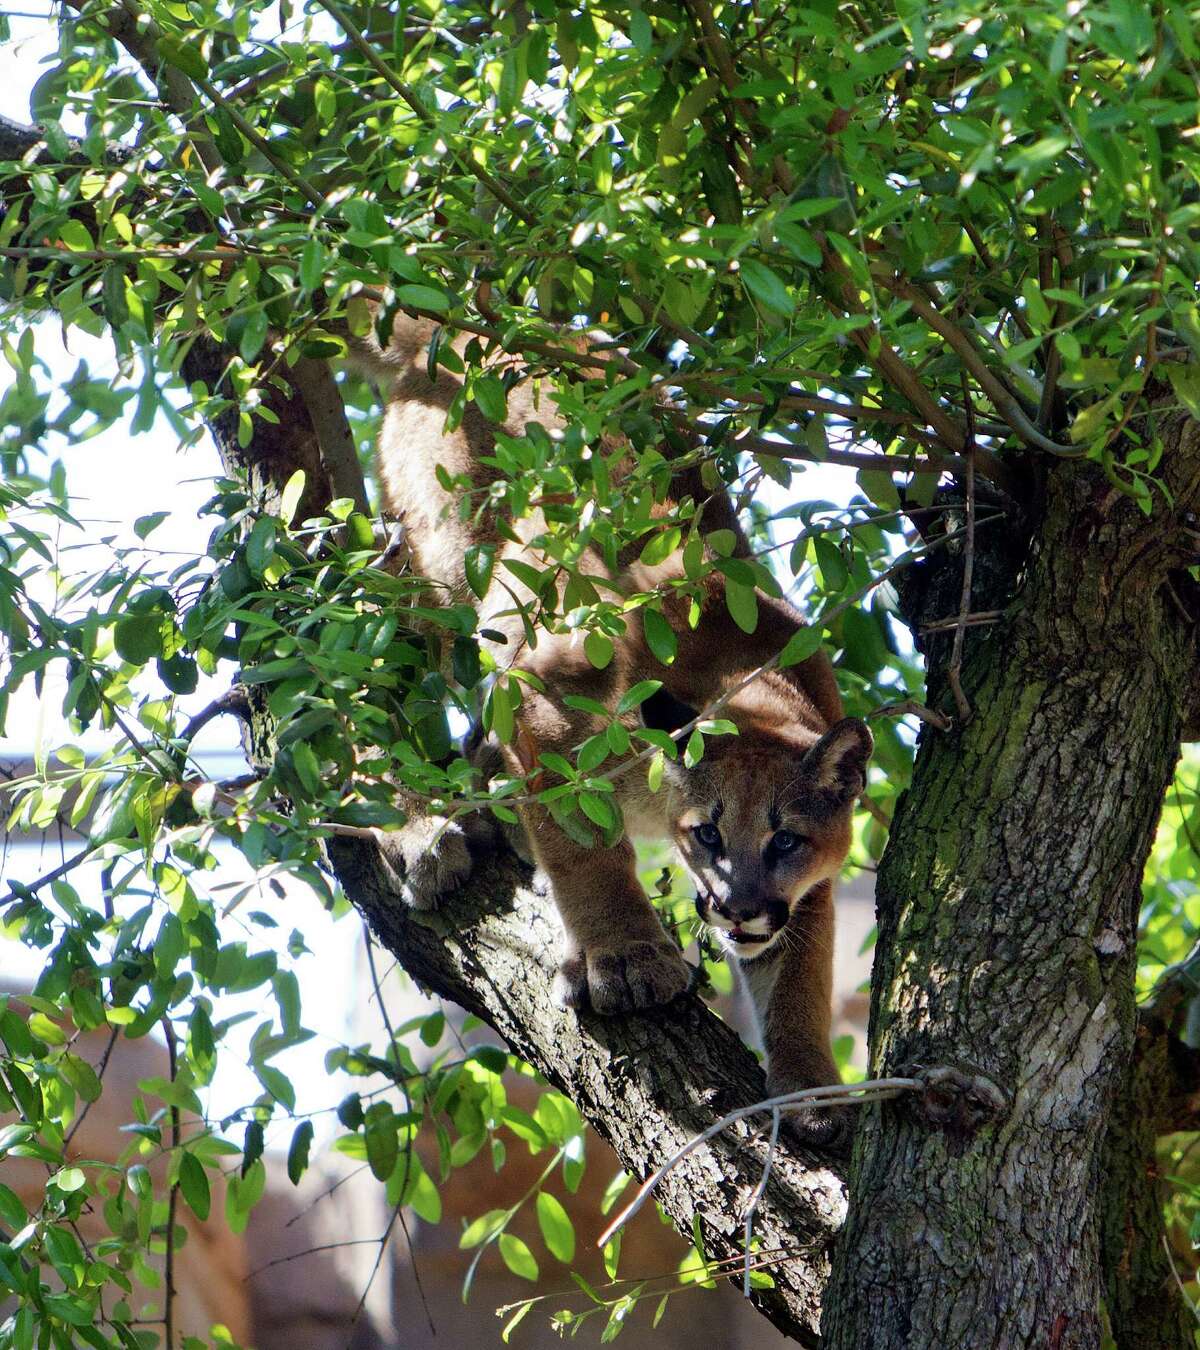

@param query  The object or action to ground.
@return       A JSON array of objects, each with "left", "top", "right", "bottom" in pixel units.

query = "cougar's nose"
[{"left": 712, "top": 895, "right": 768, "bottom": 924}]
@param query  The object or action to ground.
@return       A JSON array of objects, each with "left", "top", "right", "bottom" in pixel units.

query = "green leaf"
[
  {"left": 579, "top": 792, "right": 615, "bottom": 828},
  {"left": 584, "top": 632, "right": 614, "bottom": 669},
  {"left": 642, "top": 608, "right": 677, "bottom": 665},
  {"left": 419, "top": 1011, "right": 445, "bottom": 1047},
  {"left": 813, "top": 536, "right": 848, "bottom": 592},
  {"left": 279, "top": 470, "right": 306, "bottom": 527},
  {"left": 114, "top": 615, "right": 162, "bottom": 664},
  {"left": 242, "top": 1120, "right": 265, "bottom": 1176},
  {"left": 460, "top": 1208, "right": 509, "bottom": 1248},
  {"left": 617, "top": 680, "right": 662, "bottom": 715},
  {"left": 158, "top": 35, "right": 207, "bottom": 81},
  {"left": 778, "top": 627, "right": 823, "bottom": 668},
  {"left": 578, "top": 734, "right": 610, "bottom": 773},
  {"left": 133, "top": 511, "right": 169, "bottom": 540},
  {"left": 775, "top": 221, "right": 821, "bottom": 266},
  {"left": 313, "top": 76, "right": 336, "bottom": 127},
  {"left": 245, "top": 516, "right": 277, "bottom": 575},
  {"left": 284, "top": 1123, "right": 313, "bottom": 1188},
  {"left": 58, "top": 219, "right": 93, "bottom": 253},
  {"left": 364, "top": 1102, "right": 398, "bottom": 1181},
  {"left": 178, "top": 1152, "right": 211, "bottom": 1221},
  {"left": 396, "top": 284, "right": 452, "bottom": 313},
  {"left": 59, "top": 1052, "right": 102, "bottom": 1102},
  {"left": 536, "top": 1191, "right": 576, "bottom": 1263},
  {"left": 53, "top": 1167, "right": 86, "bottom": 1193},
  {"left": 639, "top": 527, "right": 680, "bottom": 566},
  {"left": 488, "top": 680, "right": 514, "bottom": 743},
  {"left": 465, "top": 544, "right": 496, "bottom": 600},
  {"left": 406, "top": 1158, "right": 442, "bottom": 1223},
  {"left": 739, "top": 259, "right": 794, "bottom": 315},
  {"left": 5, "top": 1064, "right": 43, "bottom": 1125},
  {"left": 724, "top": 581, "right": 758, "bottom": 634},
  {"left": 27, "top": 1012, "right": 65, "bottom": 1046},
  {"left": 473, "top": 375, "right": 508, "bottom": 423},
  {"left": 0, "top": 1182, "right": 26, "bottom": 1228},
  {"left": 299, "top": 241, "right": 325, "bottom": 294},
  {"left": 1167, "top": 366, "right": 1200, "bottom": 420},
  {"left": 498, "top": 1232, "right": 540, "bottom": 1282}
]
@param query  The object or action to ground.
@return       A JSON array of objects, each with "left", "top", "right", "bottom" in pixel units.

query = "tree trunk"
[{"left": 824, "top": 437, "right": 1200, "bottom": 1350}]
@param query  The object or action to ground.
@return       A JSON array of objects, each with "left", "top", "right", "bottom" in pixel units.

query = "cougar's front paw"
[
  {"left": 373, "top": 816, "right": 474, "bottom": 911},
  {"left": 554, "top": 940, "right": 690, "bottom": 1015}
]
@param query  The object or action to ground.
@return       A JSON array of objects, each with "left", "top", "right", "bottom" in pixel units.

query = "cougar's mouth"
[
  {"left": 725, "top": 927, "right": 770, "bottom": 945},
  {"left": 695, "top": 893, "right": 777, "bottom": 945}
]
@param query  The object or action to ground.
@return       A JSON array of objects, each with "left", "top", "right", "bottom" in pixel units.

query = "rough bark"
[
  {"left": 824, "top": 427, "right": 1200, "bottom": 1350},
  {"left": 328, "top": 840, "right": 847, "bottom": 1345},
  {"left": 178, "top": 335, "right": 338, "bottom": 524}
]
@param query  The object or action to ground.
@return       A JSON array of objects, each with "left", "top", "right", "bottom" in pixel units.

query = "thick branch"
[
  {"left": 328, "top": 840, "right": 847, "bottom": 1345},
  {"left": 289, "top": 357, "right": 370, "bottom": 516}
]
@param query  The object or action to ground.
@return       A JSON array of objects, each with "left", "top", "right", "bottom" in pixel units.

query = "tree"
[{"left": 2, "top": 1, "right": 1200, "bottom": 1346}]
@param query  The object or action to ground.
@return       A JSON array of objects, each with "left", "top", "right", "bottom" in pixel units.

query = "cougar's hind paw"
[
  {"left": 765, "top": 1083, "right": 852, "bottom": 1158},
  {"left": 373, "top": 816, "right": 475, "bottom": 912},
  {"left": 554, "top": 940, "right": 691, "bottom": 1015}
]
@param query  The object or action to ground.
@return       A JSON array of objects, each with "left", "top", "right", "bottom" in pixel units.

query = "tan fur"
[{"left": 363, "top": 315, "right": 871, "bottom": 1145}]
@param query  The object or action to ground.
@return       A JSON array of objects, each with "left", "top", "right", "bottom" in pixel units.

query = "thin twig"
[
  {"left": 1, "top": 843, "right": 100, "bottom": 907},
  {"left": 347, "top": 1201, "right": 403, "bottom": 1343},
  {"left": 919, "top": 610, "right": 1001, "bottom": 634},
  {"left": 283, "top": 1162, "right": 372, "bottom": 1228},
  {"left": 877, "top": 271, "right": 1081, "bottom": 458},
  {"left": 163, "top": 1017, "right": 180, "bottom": 1350},
  {"left": 181, "top": 686, "right": 252, "bottom": 743},
  {"left": 867, "top": 700, "right": 953, "bottom": 732},
  {"left": 1162, "top": 1234, "right": 1200, "bottom": 1324},
  {"left": 859, "top": 795, "right": 892, "bottom": 830},
  {"left": 246, "top": 1237, "right": 382, "bottom": 1280},
  {"left": 742, "top": 1108, "right": 780, "bottom": 1297},
  {"left": 63, "top": 1026, "right": 119, "bottom": 1150},
  {"left": 0, "top": 245, "right": 259, "bottom": 264},
  {"left": 361, "top": 928, "right": 435, "bottom": 1340}
]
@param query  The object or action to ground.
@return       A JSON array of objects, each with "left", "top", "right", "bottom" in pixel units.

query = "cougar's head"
[{"left": 641, "top": 688, "right": 872, "bottom": 958}]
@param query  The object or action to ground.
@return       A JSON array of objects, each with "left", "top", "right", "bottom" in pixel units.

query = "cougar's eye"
[
  {"left": 771, "top": 829, "right": 801, "bottom": 854},
  {"left": 693, "top": 822, "right": 722, "bottom": 850}
]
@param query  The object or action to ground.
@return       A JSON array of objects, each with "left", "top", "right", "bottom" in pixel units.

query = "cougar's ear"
[
  {"left": 640, "top": 687, "right": 699, "bottom": 743},
  {"left": 800, "top": 718, "right": 873, "bottom": 804}
]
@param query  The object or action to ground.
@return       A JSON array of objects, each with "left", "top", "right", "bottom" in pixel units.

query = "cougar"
[{"left": 354, "top": 315, "right": 871, "bottom": 1143}]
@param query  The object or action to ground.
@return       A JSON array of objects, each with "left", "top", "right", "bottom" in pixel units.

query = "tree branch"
[
  {"left": 875, "top": 271, "right": 1082, "bottom": 458},
  {"left": 328, "top": 841, "right": 847, "bottom": 1345},
  {"left": 288, "top": 357, "right": 370, "bottom": 516}
]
